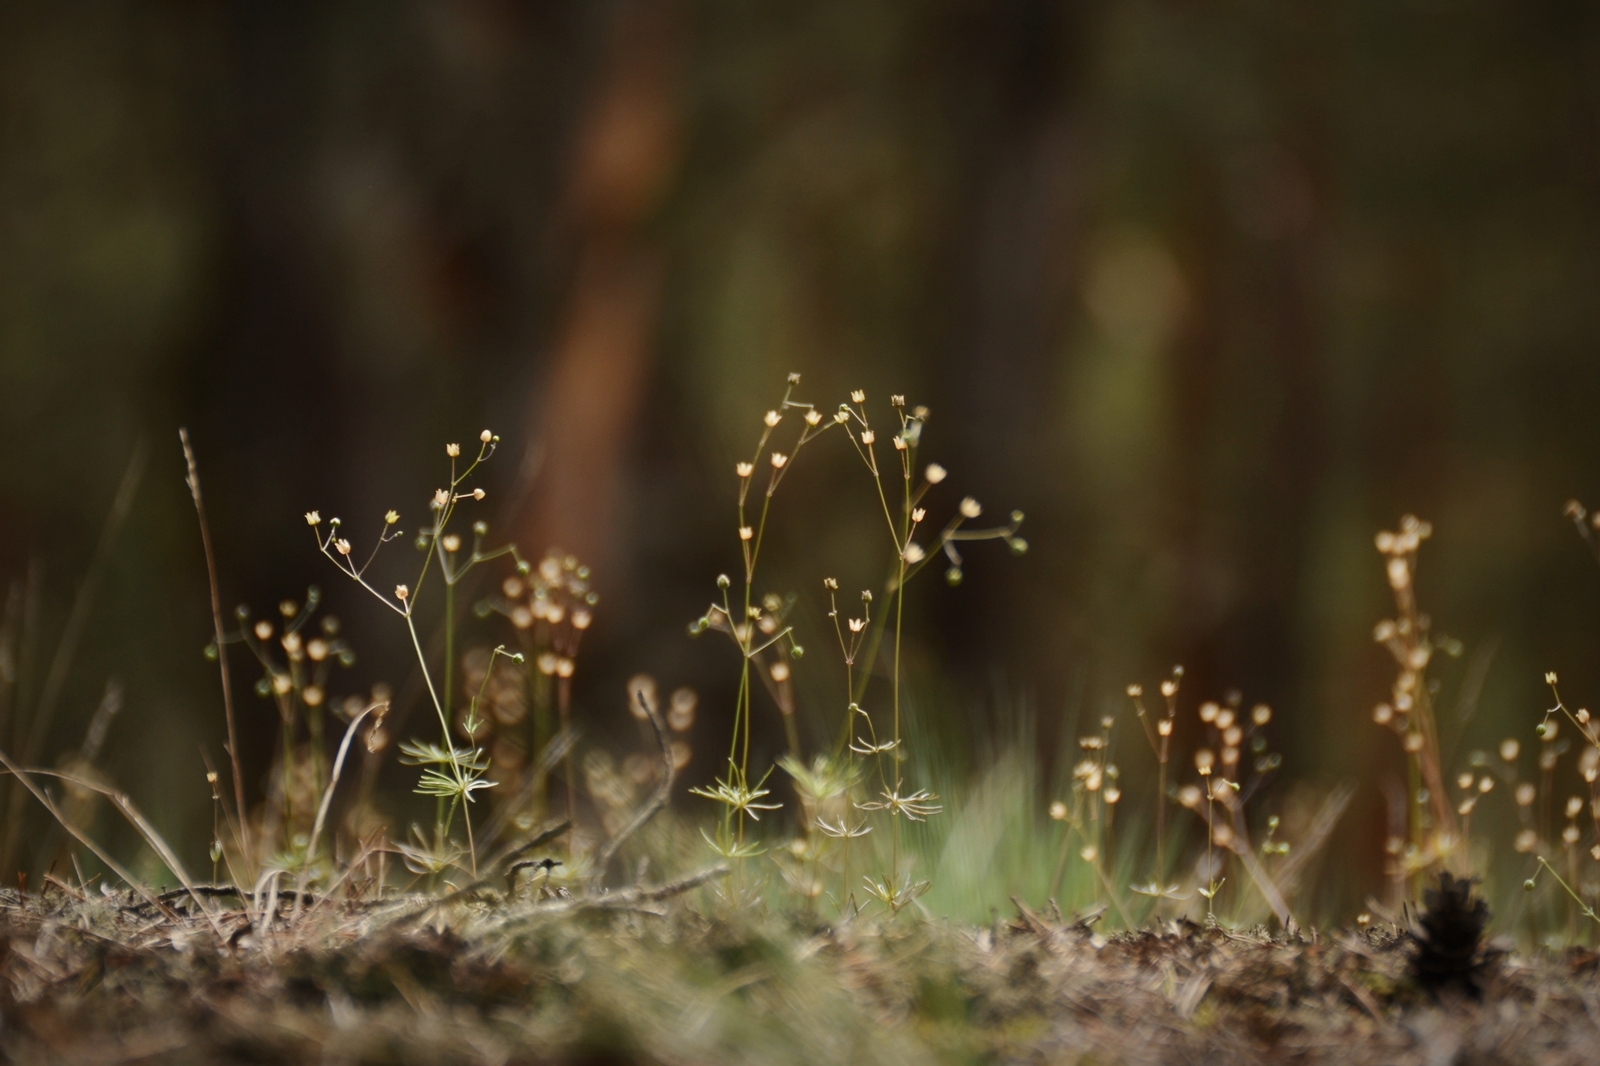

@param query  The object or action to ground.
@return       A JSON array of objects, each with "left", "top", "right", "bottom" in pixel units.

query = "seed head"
[
  {"left": 447, "top": 443, "right": 461, "bottom": 458},
  {"left": 959, "top": 497, "right": 982, "bottom": 519}
]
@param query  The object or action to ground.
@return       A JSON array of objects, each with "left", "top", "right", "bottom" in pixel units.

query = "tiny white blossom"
[
  {"left": 859, "top": 430, "right": 875, "bottom": 445},
  {"left": 395, "top": 584, "right": 409, "bottom": 601},
  {"left": 472, "top": 488, "right": 486, "bottom": 500},
  {"left": 924, "top": 463, "right": 946, "bottom": 484},
  {"left": 903, "top": 542, "right": 925, "bottom": 564},
  {"left": 850, "top": 390, "right": 866, "bottom": 404},
  {"left": 764, "top": 410, "right": 781, "bottom": 427},
  {"left": 770, "top": 452, "right": 788, "bottom": 469},
  {"left": 480, "top": 429, "right": 493, "bottom": 443},
  {"left": 739, "top": 526, "right": 754, "bottom": 541},
  {"left": 335, "top": 539, "right": 352, "bottom": 555},
  {"left": 305, "top": 511, "right": 322, "bottom": 526},
  {"left": 446, "top": 443, "right": 461, "bottom": 458},
  {"left": 805, "top": 409, "right": 822, "bottom": 425},
  {"left": 911, "top": 507, "right": 926, "bottom": 523},
  {"left": 959, "top": 497, "right": 982, "bottom": 519},
  {"left": 736, "top": 461, "right": 754, "bottom": 478}
]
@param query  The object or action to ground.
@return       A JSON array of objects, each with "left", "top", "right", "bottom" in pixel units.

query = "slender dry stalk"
[
  {"left": 180, "top": 429, "right": 252, "bottom": 864},
  {"left": 592, "top": 689, "right": 675, "bottom": 887}
]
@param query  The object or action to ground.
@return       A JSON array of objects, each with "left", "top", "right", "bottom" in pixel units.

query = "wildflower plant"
[
  {"left": 311, "top": 430, "right": 526, "bottom": 879},
  {"left": 1370, "top": 516, "right": 1463, "bottom": 883}
]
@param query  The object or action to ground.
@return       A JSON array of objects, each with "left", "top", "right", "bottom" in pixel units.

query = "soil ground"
[{"left": 2, "top": 884, "right": 1598, "bottom": 1065}]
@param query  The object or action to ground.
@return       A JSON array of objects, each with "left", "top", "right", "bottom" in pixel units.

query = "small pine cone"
[{"left": 1410, "top": 872, "right": 1492, "bottom": 997}]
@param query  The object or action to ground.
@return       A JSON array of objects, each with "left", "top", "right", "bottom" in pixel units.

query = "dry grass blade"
[
  {"left": 14, "top": 761, "right": 226, "bottom": 942},
  {"left": 0, "top": 745, "right": 178, "bottom": 924},
  {"left": 291, "top": 702, "right": 378, "bottom": 924},
  {"left": 25, "top": 441, "right": 146, "bottom": 767},
  {"left": 591, "top": 689, "right": 675, "bottom": 888}
]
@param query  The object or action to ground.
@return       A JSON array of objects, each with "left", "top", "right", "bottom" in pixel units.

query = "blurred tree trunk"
[{"left": 523, "top": 0, "right": 685, "bottom": 574}]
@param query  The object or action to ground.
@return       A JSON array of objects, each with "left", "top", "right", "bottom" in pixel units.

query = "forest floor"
[{"left": 2, "top": 881, "right": 1599, "bottom": 1065}]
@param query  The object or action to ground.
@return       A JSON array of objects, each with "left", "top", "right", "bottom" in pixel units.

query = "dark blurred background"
[{"left": 4, "top": 0, "right": 1600, "bottom": 895}]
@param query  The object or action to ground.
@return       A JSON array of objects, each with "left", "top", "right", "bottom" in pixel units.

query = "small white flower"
[
  {"left": 384, "top": 510, "right": 399, "bottom": 525},
  {"left": 959, "top": 497, "right": 982, "bottom": 519},
  {"left": 924, "top": 463, "right": 946, "bottom": 484},
  {"left": 859, "top": 430, "right": 875, "bottom": 445},
  {"left": 805, "top": 409, "right": 822, "bottom": 426},
  {"left": 850, "top": 389, "right": 866, "bottom": 404},
  {"left": 305, "top": 511, "right": 322, "bottom": 526},
  {"left": 736, "top": 461, "right": 754, "bottom": 478},
  {"left": 764, "top": 410, "right": 781, "bottom": 427},
  {"left": 480, "top": 429, "right": 493, "bottom": 443},
  {"left": 395, "top": 584, "right": 409, "bottom": 601},
  {"left": 911, "top": 507, "right": 926, "bottom": 523},
  {"left": 848, "top": 618, "right": 865, "bottom": 633},
  {"left": 432, "top": 489, "right": 449, "bottom": 509},
  {"left": 335, "top": 538, "right": 352, "bottom": 555},
  {"left": 446, "top": 443, "right": 461, "bottom": 458},
  {"left": 834, "top": 409, "right": 849, "bottom": 424},
  {"left": 770, "top": 452, "right": 788, "bottom": 469},
  {"left": 890, "top": 394, "right": 905, "bottom": 407},
  {"left": 472, "top": 488, "right": 486, "bottom": 500},
  {"left": 441, "top": 534, "right": 461, "bottom": 553},
  {"left": 903, "top": 542, "right": 925, "bottom": 564},
  {"left": 739, "top": 526, "right": 754, "bottom": 541},
  {"left": 892, "top": 436, "right": 907, "bottom": 451}
]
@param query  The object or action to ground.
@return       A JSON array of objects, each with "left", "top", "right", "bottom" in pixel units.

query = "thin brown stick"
[{"left": 180, "top": 429, "right": 251, "bottom": 863}]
